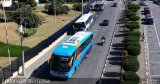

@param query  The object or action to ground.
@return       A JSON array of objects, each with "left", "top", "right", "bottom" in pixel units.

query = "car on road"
[
  {"left": 145, "top": 14, "right": 154, "bottom": 24},
  {"left": 112, "top": 3, "right": 117, "bottom": 7},
  {"left": 144, "top": 8, "right": 151, "bottom": 15},
  {"left": 140, "top": 1, "right": 146, "bottom": 6},
  {"left": 99, "top": 20, "right": 109, "bottom": 26}
]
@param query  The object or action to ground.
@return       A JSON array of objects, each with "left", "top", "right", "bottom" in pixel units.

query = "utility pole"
[
  {"left": 17, "top": 1, "right": 25, "bottom": 76},
  {"left": 54, "top": 0, "right": 56, "bottom": 30},
  {"left": 1, "top": 0, "right": 12, "bottom": 72},
  {"left": 82, "top": 0, "right": 84, "bottom": 15}
]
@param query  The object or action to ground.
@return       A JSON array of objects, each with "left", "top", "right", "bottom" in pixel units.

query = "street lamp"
[
  {"left": 1, "top": 0, "right": 12, "bottom": 71},
  {"left": 54, "top": 0, "right": 56, "bottom": 31},
  {"left": 82, "top": 0, "right": 84, "bottom": 15},
  {"left": 15, "top": 1, "right": 25, "bottom": 76}
]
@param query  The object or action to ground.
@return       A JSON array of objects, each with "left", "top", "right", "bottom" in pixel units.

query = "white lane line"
[
  {"left": 145, "top": 25, "right": 151, "bottom": 78},
  {"left": 153, "top": 24, "right": 160, "bottom": 47},
  {"left": 150, "top": 61, "right": 160, "bottom": 64},
  {"left": 148, "top": 51, "right": 160, "bottom": 52},
  {"left": 151, "top": 75, "right": 160, "bottom": 76}
]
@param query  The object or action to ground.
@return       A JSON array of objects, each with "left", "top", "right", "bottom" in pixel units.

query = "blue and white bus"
[
  {"left": 48, "top": 31, "right": 93, "bottom": 79},
  {"left": 73, "top": 13, "right": 93, "bottom": 32}
]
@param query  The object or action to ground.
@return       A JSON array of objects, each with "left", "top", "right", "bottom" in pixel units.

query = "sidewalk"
[{"left": 138, "top": 3, "right": 148, "bottom": 82}]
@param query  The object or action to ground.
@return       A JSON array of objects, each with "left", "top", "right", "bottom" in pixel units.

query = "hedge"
[
  {"left": 125, "top": 42, "right": 140, "bottom": 49},
  {"left": 123, "top": 57, "right": 140, "bottom": 72},
  {"left": 121, "top": 81, "right": 138, "bottom": 84},
  {"left": 127, "top": 46, "right": 141, "bottom": 56},
  {"left": 126, "top": 31, "right": 141, "bottom": 38},
  {"left": 122, "top": 71, "right": 140, "bottom": 83},
  {"left": 123, "top": 55, "right": 137, "bottom": 60},
  {"left": 125, "top": 21, "right": 140, "bottom": 31},
  {"left": 129, "top": 15, "right": 140, "bottom": 21},
  {"left": 125, "top": 36, "right": 140, "bottom": 42}
]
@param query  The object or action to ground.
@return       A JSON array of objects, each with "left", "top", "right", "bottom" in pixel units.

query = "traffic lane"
[
  {"left": 148, "top": 1, "right": 160, "bottom": 40},
  {"left": 29, "top": 0, "right": 121, "bottom": 83},
  {"left": 147, "top": 2, "right": 160, "bottom": 78},
  {"left": 71, "top": 0, "right": 121, "bottom": 78}
]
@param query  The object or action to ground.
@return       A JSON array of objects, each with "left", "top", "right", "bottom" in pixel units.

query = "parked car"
[
  {"left": 100, "top": 20, "right": 109, "bottom": 26},
  {"left": 112, "top": 3, "right": 117, "bottom": 7},
  {"left": 140, "top": 1, "right": 146, "bottom": 6},
  {"left": 144, "top": 8, "right": 151, "bottom": 15},
  {"left": 145, "top": 14, "right": 154, "bottom": 24}
]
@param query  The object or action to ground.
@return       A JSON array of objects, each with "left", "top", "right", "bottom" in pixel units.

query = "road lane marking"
[
  {"left": 144, "top": 25, "right": 151, "bottom": 78},
  {"left": 150, "top": 61, "right": 160, "bottom": 64},
  {"left": 153, "top": 24, "right": 160, "bottom": 47}
]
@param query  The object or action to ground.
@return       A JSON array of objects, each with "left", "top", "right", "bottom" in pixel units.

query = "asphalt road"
[
  {"left": 14, "top": 1, "right": 122, "bottom": 84},
  {"left": 145, "top": 1, "right": 160, "bottom": 78}
]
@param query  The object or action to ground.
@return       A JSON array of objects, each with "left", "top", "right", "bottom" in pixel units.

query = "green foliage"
[
  {"left": 129, "top": 15, "right": 140, "bottom": 21},
  {"left": 122, "top": 71, "right": 140, "bottom": 83},
  {"left": 123, "top": 55, "right": 137, "bottom": 60},
  {"left": 127, "top": 4, "right": 140, "bottom": 10},
  {"left": 126, "top": 10, "right": 136, "bottom": 18},
  {"left": 73, "top": 3, "right": 83, "bottom": 11},
  {"left": 6, "top": 5, "right": 41, "bottom": 28},
  {"left": 123, "top": 58, "right": 140, "bottom": 72},
  {"left": 126, "top": 31, "right": 141, "bottom": 38},
  {"left": 125, "top": 36, "right": 140, "bottom": 43},
  {"left": 121, "top": 81, "right": 138, "bottom": 84},
  {"left": 0, "top": 42, "right": 30, "bottom": 57},
  {"left": 29, "top": 0, "right": 37, "bottom": 7},
  {"left": 125, "top": 21, "right": 140, "bottom": 31},
  {"left": 127, "top": 46, "right": 141, "bottom": 56},
  {"left": 125, "top": 42, "right": 140, "bottom": 48},
  {"left": 45, "top": 2, "right": 70, "bottom": 15},
  {"left": 23, "top": 28, "right": 37, "bottom": 37}
]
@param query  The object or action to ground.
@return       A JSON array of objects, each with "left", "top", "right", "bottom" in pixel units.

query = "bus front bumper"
[{"left": 50, "top": 71, "right": 71, "bottom": 79}]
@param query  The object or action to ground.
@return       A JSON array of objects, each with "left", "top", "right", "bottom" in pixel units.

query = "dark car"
[
  {"left": 100, "top": 20, "right": 109, "bottom": 26},
  {"left": 145, "top": 14, "right": 154, "bottom": 24},
  {"left": 112, "top": 3, "right": 117, "bottom": 7}
]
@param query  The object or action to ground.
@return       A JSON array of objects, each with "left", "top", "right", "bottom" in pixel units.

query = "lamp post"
[
  {"left": 1, "top": 0, "right": 12, "bottom": 71},
  {"left": 16, "top": 1, "right": 25, "bottom": 76},
  {"left": 18, "top": 20, "right": 25, "bottom": 76},
  {"left": 54, "top": 0, "right": 56, "bottom": 30},
  {"left": 82, "top": 0, "right": 84, "bottom": 15}
]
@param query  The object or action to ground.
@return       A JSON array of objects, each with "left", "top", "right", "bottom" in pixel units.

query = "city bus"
[
  {"left": 48, "top": 31, "right": 93, "bottom": 79},
  {"left": 73, "top": 13, "right": 93, "bottom": 32}
]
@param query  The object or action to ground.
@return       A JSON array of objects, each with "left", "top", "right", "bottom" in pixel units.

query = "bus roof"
[
  {"left": 75, "top": 13, "right": 93, "bottom": 23},
  {"left": 53, "top": 31, "right": 93, "bottom": 56}
]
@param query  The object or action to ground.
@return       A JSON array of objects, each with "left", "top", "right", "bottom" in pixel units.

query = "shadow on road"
[
  {"left": 114, "top": 34, "right": 125, "bottom": 37},
  {"left": 108, "top": 57, "right": 122, "bottom": 61},
  {"left": 99, "top": 79, "right": 120, "bottom": 84},
  {"left": 103, "top": 72, "right": 121, "bottom": 77},
  {"left": 110, "top": 51, "right": 123, "bottom": 56},
  {"left": 112, "top": 43, "right": 123, "bottom": 47},
  {"left": 109, "top": 62, "right": 122, "bottom": 66}
]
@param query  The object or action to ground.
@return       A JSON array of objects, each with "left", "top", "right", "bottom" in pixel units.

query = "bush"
[
  {"left": 125, "top": 36, "right": 140, "bottom": 43},
  {"left": 123, "top": 58, "right": 140, "bottom": 72},
  {"left": 126, "top": 10, "right": 136, "bottom": 18},
  {"left": 127, "top": 46, "right": 141, "bottom": 56},
  {"left": 127, "top": 4, "right": 140, "bottom": 10},
  {"left": 23, "top": 28, "right": 37, "bottom": 37},
  {"left": 121, "top": 81, "right": 138, "bottom": 84},
  {"left": 122, "top": 71, "right": 140, "bottom": 83},
  {"left": 123, "top": 55, "right": 137, "bottom": 60},
  {"left": 73, "top": 3, "right": 84, "bottom": 11},
  {"left": 45, "top": 3, "right": 70, "bottom": 15},
  {"left": 126, "top": 31, "right": 141, "bottom": 38},
  {"left": 125, "top": 42, "right": 140, "bottom": 48},
  {"left": 125, "top": 21, "right": 140, "bottom": 31},
  {"left": 129, "top": 15, "right": 140, "bottom": 21}
]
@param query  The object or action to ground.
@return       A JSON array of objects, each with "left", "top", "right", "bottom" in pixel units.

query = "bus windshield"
[
  {"left": 74, "top": 22, "right": 86, "bottom": 29},
  {"left": 50, "top": 54, "right": 73, "bottom": 72}
]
